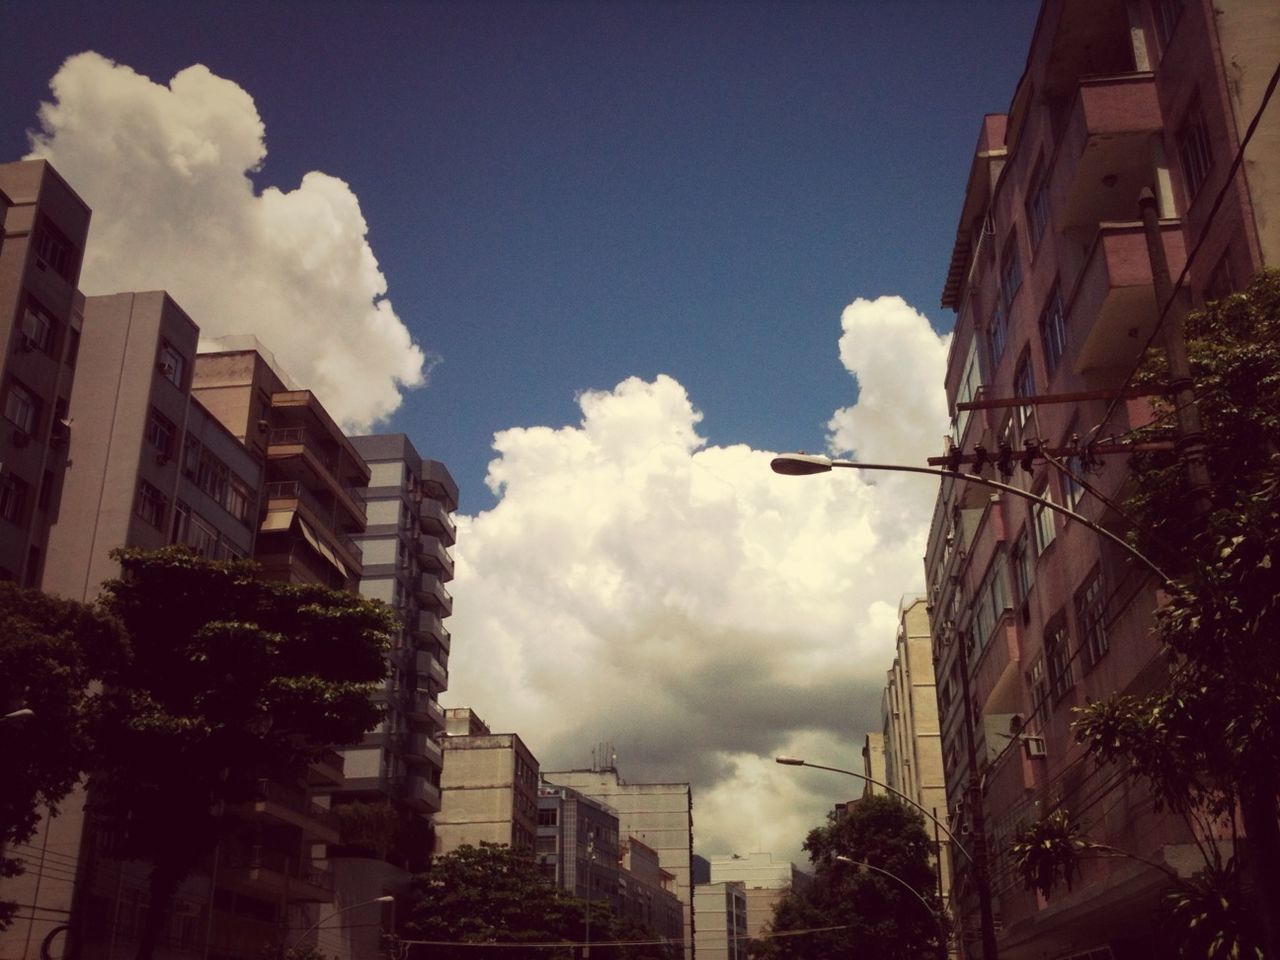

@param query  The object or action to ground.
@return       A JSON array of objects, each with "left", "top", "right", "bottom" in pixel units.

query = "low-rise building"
[
  {"left": 692, "top": 881, "right": 747, "bottom": 960},
  {"left": 435, "top": 709, "right": 539, "bottom": 854}
]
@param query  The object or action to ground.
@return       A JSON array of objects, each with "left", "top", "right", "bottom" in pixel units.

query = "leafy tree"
[
  {"left": 1011, "top": 271, "right": 1280, "bottom": 959},
  {"left": 759, "top": 795, "right": 947, "bottom": 960},
  {"left": 398, "top": 842, "right": 678, "bottom": 960},
  {"left": 0, "top": 582, "right": 124, "bottom": 930},
  {"left": 88, "top": 547, "right": 394, "bottom": 960}
]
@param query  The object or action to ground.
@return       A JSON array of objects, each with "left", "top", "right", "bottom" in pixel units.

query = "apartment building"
[
  {"left": 542, "top": 765, "right": 695, "bottom": 959},
  {"left": 192, "top": 340, "right": 369, "bottom": 591},
  {"left": 706, "top": 853, "right": 808, "bottom": 942},
  {"left": 691, "top": 882, "right": 746, "bottom": 960},
  {"left": 0, "top": 159, "right": 90, "bottom": 587},
  {"left": 878, "top": 597, "right": 952, "bottom": 914},
  {"left": 927, "top": 1, "right": 1278, "bottom": 956},
  {"left": 435, "top": 709, "right": 540, "bottom": 855}
]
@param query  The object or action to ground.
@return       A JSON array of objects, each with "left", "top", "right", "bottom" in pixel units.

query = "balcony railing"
[
  {"left": 225, "top": 845, "right": 334, "bottom": 893},
  {"left": 262, "top": 480, "right": 362, "bottom": 563},
  {"left": 267, "top": 427, "right": 367, "bottom": 505},
  {"left": 419, "top": 499, "right": 456, "bottom": 544},
  {"left": 251, "top": 779, "right": 337, "bottom": 831}
]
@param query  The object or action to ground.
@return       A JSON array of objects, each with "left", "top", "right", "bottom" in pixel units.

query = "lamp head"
[
  {"left": 775, "top": 755, "right": 806, "bottom": 766},
  {"left": 770, "top": 454, "right": 834, "bottom": 476}
]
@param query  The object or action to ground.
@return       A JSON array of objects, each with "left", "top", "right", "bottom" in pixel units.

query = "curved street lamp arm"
[
  {"left": 290, "top": 895, "right": 395, "bottom": 950},
  {"left": 777, "top": 757, "right": 972, "bottom": 864},
  {"left": 833, "top": 856, "right": 949, "bottom": 944}
]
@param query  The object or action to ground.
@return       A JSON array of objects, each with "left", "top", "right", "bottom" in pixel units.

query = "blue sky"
[
  {"left": 2, "top": 1, "right": 1043, "bottom": 860},
  {"left": 2, "top": 0, "right": 1038, "bottom": 512}
]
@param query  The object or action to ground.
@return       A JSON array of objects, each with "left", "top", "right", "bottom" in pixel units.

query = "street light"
[
  {"left": 770, "top": 453, "right": 1173, "bottom": 586},
  {"left": 2, "top": 708, "right": 35, "bottom": 721},
  {"left": 832, "top": 855, "right": 949, "bottom": 959},
  {"left": 775, "top": 756, "right": 971, "bottom": 863},
  {"left": 289, "top": 895, "right": 395, "bottom": 951}
]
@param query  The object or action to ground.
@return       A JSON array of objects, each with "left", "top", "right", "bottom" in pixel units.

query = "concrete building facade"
[
  {"left": 691, "top": 882, "right": 746, "bottom": 960},
  {"left": 706, "top": 853, "right": 808, "bottom": 942},
  {"left": 542, "top": 766, "right": 695, "bottom": 959},
  {"left": 435, "top": 709, "right": 540, "bottom": 855},
  {"left": 928, "top": 1, "right": 1279, "bottom": 956},
  {"left": 0, "top": 159, "right": 90, "bottom": 587}
]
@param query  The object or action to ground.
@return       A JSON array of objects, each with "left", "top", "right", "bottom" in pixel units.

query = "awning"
[{"left": 260, "top": 510, "right": 295, "bottom": 533}]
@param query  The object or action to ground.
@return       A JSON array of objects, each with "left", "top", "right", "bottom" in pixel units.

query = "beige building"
[
  {"left": 706, "top": 853, "right": 808, "bottom": 941},
  {"left": 692, "top": 881, "right": 747, "bottom": 960},
  {"left": 435, "top": 709, "right": 540, "bottom": 854},
  {"left": 0, "top": 159, "right": 90, "bottom": 587},
  {"left": 543, "top": 765, "right": 695, "bottom": 959},
  {"left": 878, "top": 597, "right": 952, "bottom": 913}
]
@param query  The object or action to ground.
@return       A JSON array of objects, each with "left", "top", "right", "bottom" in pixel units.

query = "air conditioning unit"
[
  {"left": 155, "top": 452, "right": 171, "bottom": 466},
  {"left": 157, "top": 361, "right": 176, "bottom": 378},
  {"left": 1023, "top": 736, "right": 1048, "bottom": 759}
]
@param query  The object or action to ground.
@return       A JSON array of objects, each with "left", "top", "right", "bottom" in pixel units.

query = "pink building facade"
[{"left": 927, "top": 1, "right": 1278, "bottom": 957}]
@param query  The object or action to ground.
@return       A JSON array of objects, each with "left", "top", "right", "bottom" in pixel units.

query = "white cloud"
[
  {"left": 448, "top": 299, "right": 950, "bottom": 866},
  {"left": 25, "top": 52, "right": 425, "bottom": 429}
]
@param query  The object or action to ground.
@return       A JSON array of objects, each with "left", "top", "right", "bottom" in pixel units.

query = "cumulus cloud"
[
  {"left": 448, "top": 298, "right": 950, "bottom": 865},
  {"left": 25, "top": 52, "right": 425, "bottom": 429}
]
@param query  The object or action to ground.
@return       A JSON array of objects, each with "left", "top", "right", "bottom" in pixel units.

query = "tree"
[
  {"left": 398, "top": 842, "right": 678, "bottom": 960},
  {"left": 88, "top": 547, "right": 395, "bottom": 960},
  {"left": 759, "top": 795, "right": 947, "bottom": 960},
  {"left": 0, "top": 582, "right": 124, "bottom": 930},
  {"left": 1011, "top": 270, "right": 1280, "bottom": 959}
]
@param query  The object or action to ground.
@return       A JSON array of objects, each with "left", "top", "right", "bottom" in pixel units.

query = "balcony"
[
  {"left": 1051, "top": 73, "right": 1164, "bottom": 231},
  {"left": 263, "top": 480, "right": 363, "bottom": 567},
  {"left": 266, "top": 426, "right": 366, "bottom": 529},
  {"left": 307, "top": 747, "right": 345, "bottom": 787},
  {"left": 406, "top": 689, "right": 445, "bottom": 729},
  {"left": 222, "top": 845, "right": 334, "bottom": 902},
  {"left": 235, "top": 779, "right": 340, "bottom": 844},
  {"left": 415, "top": 610, "right": 450, "bottom": 652},
  {"left": 403, "top": 774, "right": 442, "bottom": 813},
  {"left": 405, "top": 731, "right": 444, "bottom": 768},
  {"left": 416, "top": 649, "right": 448, "bottom": 688},
  {"left": 418, "top": 534, "right": 454, "bottom": 581},
  {"left": 418, "top": 573, "right": 453, "bottom": 616},
  {"left": 1067, "top": 221, "right": 1187, "bottom": 374},
  {"left": 419, "top": 498, "right": 456, "bottom": 545}
]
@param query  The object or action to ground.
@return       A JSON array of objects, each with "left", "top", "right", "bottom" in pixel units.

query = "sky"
[{"left": 0, "top": 1, "right": 1040, "bottom": 867}]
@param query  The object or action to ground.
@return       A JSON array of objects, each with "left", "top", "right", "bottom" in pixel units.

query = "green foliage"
[
  {"left": 88, "top": 547, "right": 394, "bottom": 958},
  {"left": 1165, "top": 874, "right": 1263, "bottom": 960},
  {"left": 759, "top": 796, "right": 946, "bottom": 960},
  {"left": 398, "top": 842, "right": 677, "bottom": 960},
  {"left": 0, "top": 582, "right": 125, "bottom": 930},
  {"left": 1010, "top": 810, "right": 1088, "bottom": 899}
]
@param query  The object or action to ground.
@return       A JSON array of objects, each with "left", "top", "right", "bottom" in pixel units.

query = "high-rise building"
[
  {"left": 706, "top": 853, "right": 808, "bottom": 942},
  {"left": 928, "top": 1, "right": 1278, "bottom": 955},
  {"left": 542, "top": 765, "right": 695, "bottom": 959},
  {"left": 0, "top": 159, "right": 90, "bottom": 587},
  {"left": 192, "top": 339, "right": 369, "bottom": 591},
  {"left": 691, "top": 881, "right": 746, "bottom": 960},
  {"left": 435, "top": 709, "right": 540, "bottom": 855},
  {"left": 877, "top": 597, "right": 951, "bottom": 914}
]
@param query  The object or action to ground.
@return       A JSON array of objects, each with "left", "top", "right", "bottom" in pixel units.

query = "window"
[
  {"left": 157, "top": 341, "right": 187, "bottom": 389},
  {"left": 1033, "top": 483, "right": 1056, "bottom": 555},
  {"left": 951, "top": 341, "right": 983, "bottom": 443},
  {"left": 1179, "top": 101, "right": 1213, "bottom": 202},
  {"left": 1062, "top": 440, "right": 1085, "bottom": 511},
  {"left": 1076, "top": 569, "right": 1109, "bottom": 665},
  {"left": 1000, "top": 237, "right": 1023, "bottom": 309},
  {"left": 146, "top": 409, "right": 176, "bottom": 459},
  {"left": 535, "top": 835, "right": 558, "bottom": 854},
  {"left": 135, "top": 480, "right": 167, "bottom": 529},
  {"left": 989, "top": 300, "right": 1009, "bottom": 368},
  {"left": 38, "top": 470, "right": 54, "bottom": 511},
  {"left": 1046, "top": 621, "right": 1074, "bottom": 701},
  {"left": 1027, "top": 162, "right": 1051, "bottom": 248},
  {"left": 32, "top": 216, "right": 77, "bottom": 282},
  {"left": 224, "top": 474, "right": 253, "bottom": 524},
  {"left": 538, "top": 807, "right": 559, "bottom": 827},
  {"left": 4, "top": 381, "right": 38, "bottom": 434},
  {"left": 1154, "top": 0, "right": 1184, "bottom": 49},
  {"left": 171, "top": 499, "right": 191, "bottom": 545},
  {"left": 0, "top": 473, "right": 27, "bottom": 524},
  {"left": 182, "top": 435, "right": 201, "bottom": 476},
  {"left": 1039, "top": 283, "right": 1067, "bottom": 375},
  {"left": 1011, "top": 530, "right": 1034, "bottom": 601},
  {"left": 197, "top": 451, "right": 229, "bottom": 503},
  {"left": 1014, "top": 354, "right": 1037, "bottom": 428},
  {"left": 65, "top": 327, "right": 80, "bottom": 368},
  {"left": 1206, "top": 249, "right": 1235, "bottom": 302},
  {"left": 971, "top": 554, "right": 1010, "bottom": 652},
  {"left": 20, "top": 300, "right": 55, "bottom": 354}
]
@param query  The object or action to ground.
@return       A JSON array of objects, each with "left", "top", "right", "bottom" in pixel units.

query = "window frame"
[
  {"left": 4, "top": 380, "right": 39, "bottom": 435},
  {"left": 1076, "top": 568, "right": 1109, "bottom": 667},
  {"left": 1039, "top": 282, "right": 1067, "bottom": 376},
  {"left": 1046, "top": 620, "right": 1075, "bottom": 702},
  {"left": 1178, "top": 98, "right": 1213, "bottom": 204}
]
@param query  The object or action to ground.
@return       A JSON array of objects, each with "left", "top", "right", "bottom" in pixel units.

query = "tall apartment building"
[
  {"left": 0, "top": 159, "right": 90, "bottom": 587},
  {"left": 877, "top": 597, "right": 951, "bottom": 914},
  {"left": 435, "top": 709, "right": 540, "bottom": 855},
  {"left": 542, "top": 765, "right": 695, "bottom": 959},
  {"left": 706, "top": 853, "right": 808, "bottom": 943},
  {"left": 927, "top": 1, "right": 1278, "bottom": 956},
  {"left": 192, "top": 340, "right": 369, "bottom": 591},
  {"left": 691, "top": 882, "right": 746, "bottom": 960}
]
